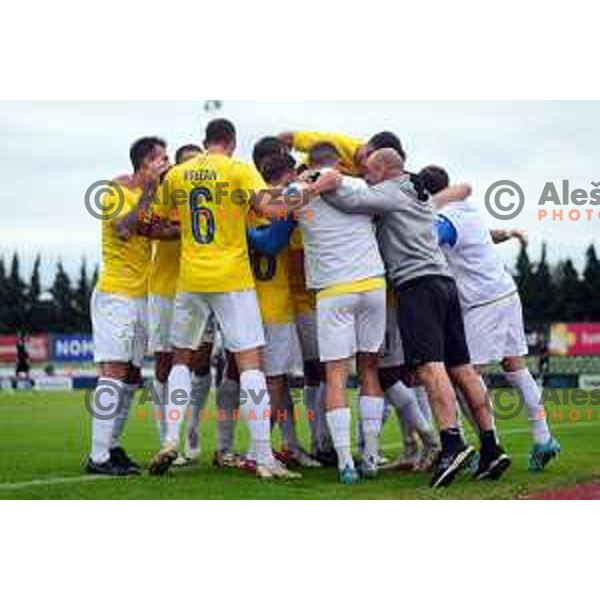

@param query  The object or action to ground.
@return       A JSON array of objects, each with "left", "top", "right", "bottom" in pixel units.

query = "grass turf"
[{"left": 0, "top": 389, "right": 599, "bottom": 500}]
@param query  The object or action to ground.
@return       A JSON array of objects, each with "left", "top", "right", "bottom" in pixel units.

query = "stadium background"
[{"left": 1, "top": 240, "right": 600, "bottom": 391}]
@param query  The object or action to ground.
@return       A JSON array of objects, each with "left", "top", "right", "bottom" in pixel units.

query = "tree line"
[
  {"left": 0, "top": 255, "right": 97, "bottom": 334},
  {"left": 1, "top": 243, "right": 600, "bottom": 334}
]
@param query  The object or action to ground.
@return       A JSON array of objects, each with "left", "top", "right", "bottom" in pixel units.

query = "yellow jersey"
[
  {"left": 288, "top": 228, "right": 317, "bottom": 316},
  {"left": 250, "top": 242, "right": 295, "bottom": 325},
  {"left": 148, "top": 239, "right": 181, "bottom": 299},
  {"left": 96, "top": 182, "right": 152, "bottom": 298},
  {"left": 164, "top": 153, "right": 266, "bottom": 293},
  {"left": 292, "top": 131, "right": 364, "bottom": 177}
]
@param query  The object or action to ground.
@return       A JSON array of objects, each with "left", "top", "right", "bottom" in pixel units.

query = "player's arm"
[
  {"left": 436, "top": 214, "right": 459, "bottom": 248},
  {"left": 137, "top": 219, "right": 181, "bottom": 240},
  {"left": 321, "top": 171, "right": 399, "bottom": 215},
  {"left": 279, "top": 131, "right": 356, "bottom": 153},
  {"left": 114, "top": 157, "right": 168, "bottom": 241},
  {"left": 490, "top": 229, "right": 528, "bottom": 245},
  {"left": 247, "top": 216, "right": 297, "bottom": 256},
  {"left": 432, "top": 184, "right": 473, "bottom": 210},
  {"left": 114, "top": 182, "right": 158, "bottom": 241}
]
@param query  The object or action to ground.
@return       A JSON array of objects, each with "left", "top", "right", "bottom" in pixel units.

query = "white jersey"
[
  {"left": 439, "top": 199, "right": 517, "bottom": 309},
  {"left": 297, "top": 175, "right": 385, "bottom": 290}
]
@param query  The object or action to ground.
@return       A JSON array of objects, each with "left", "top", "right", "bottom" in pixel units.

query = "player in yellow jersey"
[
  {"left": 87, "top": 136, "right": 171, "bottom": 477},
  {"left": 148, "top": 144, "right": 217, "bottom": 466},
  {"left": 248, "top": 154, "right": 321, "bottom": 469},
  {"left": 278, "top": 130, "right": 406, "bottom": 177},
  {"left": 149, "top": 119, "right": 321, "bottom": 479},
  {"left": 250, "top": 138, "right": 334, "bottom": 465}
]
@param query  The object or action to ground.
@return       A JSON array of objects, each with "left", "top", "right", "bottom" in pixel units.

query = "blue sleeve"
[
  {"left": 436, "top": 214, "right": 458, "bottom": 248},
  {"left": 247, "top": 216, "right": 298, "bottom": 256}
]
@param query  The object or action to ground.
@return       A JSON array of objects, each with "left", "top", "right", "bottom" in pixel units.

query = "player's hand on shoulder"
[{"left": 313, "top": 169, "right": 343, "bottom": 194}]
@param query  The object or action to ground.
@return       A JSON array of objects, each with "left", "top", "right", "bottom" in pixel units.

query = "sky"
[{"left": 0, "top": 100, "right": 598, "bottom": 286}]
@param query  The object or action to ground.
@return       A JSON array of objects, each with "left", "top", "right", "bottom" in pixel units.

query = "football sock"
[
  {"left": 386, "top": 381, "right": 431, "bottom": 438},
  {"left": 504, "top": 368, "right": 551, "bottom": 444},
  {"left": 165, "top": 364, "right": 192, "bottom": 450},
  {"left": 153, "top": 380, "right": 167, "bottom": 448},
  {"left": 90, "top": 378, "right": 125, "bottom": 464},
  {"left": 316, "top": 382, "right": 334, "bottom": 452},
  {"left": 439, "top": 427, "right": 464, "bottom": 455},
  {"left": 304, "top": 385, "right": 319, "bottom": 452},
  {"left": 187, "top": 373, "right": 211, "bottom": 456},
  {"left": 414, "top": 385, "right": 434, "bottom": 425},
  {"left": 240, "top": 370, "right": 273, "bottom": 466},
  {"left": 326, "top": 408, "right": 354, "bottom": 471},
  {"left": 216, "top": 377, "right": 240, "bottom": 454},
  {"left": 110, "top": 382, "right": 136, "bottom": 449},
  {"left": 281, "top": 387, "right": 299, "bottom": 451},
  {"left": 359, "top": 396, "right": 384, "bottom": 462}
]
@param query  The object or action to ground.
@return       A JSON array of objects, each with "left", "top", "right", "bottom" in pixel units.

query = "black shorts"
[{"left": 395, "top": 275, "right": 471, "bottom": 369}]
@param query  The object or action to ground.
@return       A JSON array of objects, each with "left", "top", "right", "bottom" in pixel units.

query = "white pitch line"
[{"left": 0, "top": 475, "right": 109, "bottom": 491}]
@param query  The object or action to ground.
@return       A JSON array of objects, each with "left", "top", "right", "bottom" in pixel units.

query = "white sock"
[
  {"left": 110, "top": 383, "right": 135, "bottom": 449},
  {"left": 504, "top": 368, "right": 551, "bottom": 444},
  {"left": 414, "top": 386, "right": 433, "bottom": 425},
  {"left": 154, "top": 380, "right": 167, "bottom": 448},
  {"left": 165, "top": 365, "right": 192, "bottom": 449},
  {"left": 281, "top": 388, "right": 299, "bottom": 450},
  {"left": 90, "top": 378, "right": 125, "bottom": 464},
  {"left": 216, "top": 377, "right": 240, "bottom": 453},
  {"left": 316, "top": 382, "right": 333, "bottom": 452},
  {"left": 187, "top": 374, "right": 212, "bottom": 457},
  {"left": 240, "top": 370, "right": 273, "bottom": 466},
  {"left": 326, "top": 408, "right": 354, "bottom": 470},
  {"left": 304, "top": 385, "right": 319, "bottom": 452},
  {"left": 386, "top": 381, "right": 430, "bottom": 438},
  {"left": 359, "top": 396, "right": 384, "bottom": 461}
]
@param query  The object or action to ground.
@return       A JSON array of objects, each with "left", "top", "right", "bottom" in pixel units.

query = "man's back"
[
  {"left": 375, "top": 176, "right": 450, "bottom": 288},
  {"left": 300, "top": 176, "right": 384, "bottom": 290},
  {"left": 438, "top": 199, "right": 516, "bottom": 308},
  {"left": 165, "top": 152, "right": 266, "bottom": 293}
]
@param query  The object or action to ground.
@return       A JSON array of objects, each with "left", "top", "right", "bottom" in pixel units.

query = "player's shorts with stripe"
[
  {"left": 91, "top": 290, "right": 148, "bottom": 366},
  {"left": 171, "top": 290, "right": 264, "bottom": 353},
  {"left": 263, "top": 322, "right": 302, "bottom": 377},
  {"left": 378, "top": 304, "right": 406, "bottom": 369},
  {"left": 317, "top": 288, "right": 386, "bottom": 362},
  {"left": 149, "top": 295, "right": 216, "bottom": 353},
  {"left": 295, "top": 310, "right": 319, "bottom": 362},
  {"left": 463, "top": 292, "right": 528, "bottom": 365}
]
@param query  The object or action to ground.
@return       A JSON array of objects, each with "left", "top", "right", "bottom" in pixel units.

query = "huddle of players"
[{"left": 86, "top": 117, "right": 560, "bottom": 488}]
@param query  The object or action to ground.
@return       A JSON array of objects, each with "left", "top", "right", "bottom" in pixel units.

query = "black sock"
[
  {"left": 480, "top": 430, "right": 498, "bottom": 453},
  {"left": 440, "top": 428, "right": 463, "bottom": 454}
]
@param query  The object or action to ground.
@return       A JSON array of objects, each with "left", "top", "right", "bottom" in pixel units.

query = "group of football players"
[{"left": 86, "top": 116, "right": 561, "bottom": 489}]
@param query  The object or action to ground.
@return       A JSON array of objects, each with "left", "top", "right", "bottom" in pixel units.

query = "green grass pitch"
[{"left": 0, "top": 390, "right": 599, "bottom": 499}]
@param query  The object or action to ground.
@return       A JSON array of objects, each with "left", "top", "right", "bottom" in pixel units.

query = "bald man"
[{"left": 318, "top": 149, "right": 511, "bottom": 489}]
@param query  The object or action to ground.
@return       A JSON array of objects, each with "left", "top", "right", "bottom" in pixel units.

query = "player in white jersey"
[
  {"left": 421, "top": 166, "right": 560, "bottom": 471},
  {"left": 296, "top": 143, "right": 387, "bottom": 483}
]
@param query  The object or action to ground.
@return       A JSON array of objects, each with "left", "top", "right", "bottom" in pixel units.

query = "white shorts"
[
  {"left": 317, "top": 288, "right": 386, "bottom": 362},
  {"left": 378, "top": 305, "right": 406, "bottom": 369},
  {"left": 149, "top": 295, "right": 217, "bottom": 353},
  {"left": 263, "top": 323, "right": 302, "bottom": 377},
  {"left": 171, "top": 290, "right": 264, "bottom": 353},
  {"left": 463, "top": 293, "right": 528, "bottom": 365},
  {"left": 295, "top": 310, "right": 319, "bottom": 362},
  {"left": 91, "top": 291, "right": 148, "bottom": 366}
]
